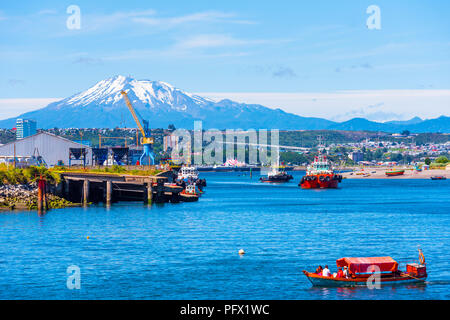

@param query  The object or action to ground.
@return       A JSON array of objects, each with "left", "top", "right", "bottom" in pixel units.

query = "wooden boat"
[
  {"left": 385, "top": 169, "right": 405, "bottom": 176},
  {"left": 303, "top": 250, "right": 427, "bottom": 287},
  {"left": 431, "top": 176, "right": 447, "bottom": 180}
]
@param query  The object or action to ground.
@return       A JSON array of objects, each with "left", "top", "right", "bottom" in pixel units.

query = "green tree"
[
  {"left": 401, "top": 130, "right": 410, "bottom": 136},
  {"left": 424, "top": 157, "right": 431, "bottom": 165},
  {"left": 435, "top": 156, "right": 449, "bottom": 164}
]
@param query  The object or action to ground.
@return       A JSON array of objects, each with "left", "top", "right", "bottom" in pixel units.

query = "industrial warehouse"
[{"left": 0, "top": 132, "right": 93, "bottom": 167}]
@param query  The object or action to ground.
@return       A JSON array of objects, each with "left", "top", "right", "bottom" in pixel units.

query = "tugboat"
[
  {"left": 176, "top": 165, "right": 207, "bottom": 189},
  {"left": 302, "top": 248, "right": 427, "bottom": 287},
  {"left": 260, "top": 167, "right": 293, "bottom": 183},
  {"left": 180, "top": 184, "right": 200, "bottom": 202},
  {"left": 299, "top": 137, "right": 342, "bottom": 189}
]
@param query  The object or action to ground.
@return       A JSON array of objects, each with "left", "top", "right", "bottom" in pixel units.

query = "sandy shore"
[{"left": 342, "top": 168, "right": 449, "bottom": 179}]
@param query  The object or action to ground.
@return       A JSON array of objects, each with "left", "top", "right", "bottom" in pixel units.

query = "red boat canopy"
[{"left": 336, "top": 257, "right": 398, "bottom": 274}]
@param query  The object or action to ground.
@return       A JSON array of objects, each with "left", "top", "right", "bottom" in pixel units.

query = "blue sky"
[{"left": 0, "top": 0, "right": 449, "bottom": 121}]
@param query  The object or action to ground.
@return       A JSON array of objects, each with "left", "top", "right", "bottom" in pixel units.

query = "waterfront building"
[
  {"left": 16, "top": 118, "right": 37, "bottom": 139},
  {"left": 0, "top": 132, "right": 92, "bottom": 166}
]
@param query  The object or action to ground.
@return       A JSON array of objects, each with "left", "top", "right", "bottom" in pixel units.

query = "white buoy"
[{"left": 238, "top": 249, "right": 245, "bottom": 255}]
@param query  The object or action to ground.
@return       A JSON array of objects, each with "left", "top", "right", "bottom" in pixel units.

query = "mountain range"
[{"left": 0, "top": 75, "right": 448, "bottom": 133}]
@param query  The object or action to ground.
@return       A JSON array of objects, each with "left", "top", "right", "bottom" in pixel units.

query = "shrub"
[{"left": 435, "top": 156, "right": 449, "bottom": 164}]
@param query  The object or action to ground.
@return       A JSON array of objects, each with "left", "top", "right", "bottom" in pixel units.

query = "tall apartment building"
[{"left": 16, "top": 118, "right": 37, "bottom": 139}]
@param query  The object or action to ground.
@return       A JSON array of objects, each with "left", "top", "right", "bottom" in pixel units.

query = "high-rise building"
[{"left": 16, "top": 118, "right": 37, "bottom": 139}]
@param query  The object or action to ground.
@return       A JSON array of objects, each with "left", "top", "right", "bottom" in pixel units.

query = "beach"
[{"left": 342, "top": 168, "right": 449, "bottom": 179}]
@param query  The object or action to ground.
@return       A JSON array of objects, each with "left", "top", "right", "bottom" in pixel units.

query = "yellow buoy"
[
  {"left": 87, "top": 236, "right": 90, "bottom": 239},
  {"left": 238, "top": 249, "right": 245, "bottom": 255}
]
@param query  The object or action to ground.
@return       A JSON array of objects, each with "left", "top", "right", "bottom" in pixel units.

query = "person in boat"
[
  {"left": 315, "top": 266, "right": 323, "bottom": 275},
  {"left": 343, "top": 266, "right": 349, "bottom": 278},
  {"left": 336, "top": 267, "right": 344, "bottom": 278},
  {"left": 322, "top": 265, "right": 332, "bottom": 277}
]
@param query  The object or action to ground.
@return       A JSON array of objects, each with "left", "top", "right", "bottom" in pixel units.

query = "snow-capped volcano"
[
  {"left": 59, "top": 75, "right": 213, "bottom": 112},
  {"left": 0, "top": 75, "right": 333, "bottom": 129},
  {"left": 2, "top": 75, "right": 445, "bottom": 132}
]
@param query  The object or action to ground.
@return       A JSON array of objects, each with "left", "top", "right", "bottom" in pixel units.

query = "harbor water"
[{"left": 0, "top": 171, "right": 449, "bottom": 300}]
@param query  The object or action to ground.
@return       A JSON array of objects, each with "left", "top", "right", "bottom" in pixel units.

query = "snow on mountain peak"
[{"left": 64, "top": 75, "right": 213, "bottom": 111}]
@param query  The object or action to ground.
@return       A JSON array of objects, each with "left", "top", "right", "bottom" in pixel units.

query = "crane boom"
[
  {"left": 121, "top": 91, "right": 145, "bottom": 137},
  {"left": 121, "top": 91, "right": 153, "bottom": 145}
]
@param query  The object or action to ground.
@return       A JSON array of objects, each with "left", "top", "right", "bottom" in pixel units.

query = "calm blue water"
[{"left": 0, "top": 171, "right": 449, "bottom": 300}]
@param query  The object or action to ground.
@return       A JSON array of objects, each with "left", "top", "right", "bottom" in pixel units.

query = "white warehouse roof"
[{"left": 0, "top": 132, "right": 92, "bottom": 166}]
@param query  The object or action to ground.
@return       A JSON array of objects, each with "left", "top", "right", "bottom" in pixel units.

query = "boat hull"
[
  {"left": 260, "top": 175, "right": 293, "bottom": 183},
  {"left": 303, "top": 271, "right": 426, "bottom": 287},
  {"left": 385, "top": 170, "right": 405, "bottom": 176},
  {"left": 300, "top": 174, "right": 341, "bottom": 189},
  {"left": 180, "top": 194, "right": 199, "bottom": 202}
]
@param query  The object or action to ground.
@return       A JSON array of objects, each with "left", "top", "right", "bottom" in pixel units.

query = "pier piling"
[
  {"left": 37, "top": 177, "right": 47, "bottom": 212},
  {"left": 83, "top": 179, "right": 90, "bottom": 206},
  {"left": 146, "top": 183, "right": 153, "bottom": 205},
  {"left": 106, "top": 180, "right": 112, "bottom": 206}
]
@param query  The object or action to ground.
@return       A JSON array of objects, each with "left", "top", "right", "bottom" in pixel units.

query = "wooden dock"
[{"left": 57, "top": 171, "right": 183, "bottom": 205}]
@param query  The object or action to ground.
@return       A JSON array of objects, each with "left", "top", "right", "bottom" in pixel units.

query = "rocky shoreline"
[{"left": 0, "top": 183, "right": 80, "bottom": 211}]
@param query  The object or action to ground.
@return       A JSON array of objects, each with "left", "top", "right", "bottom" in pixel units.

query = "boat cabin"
[
  {"left": 336, "top": 256, "right": 399, "bottom": 274},
  {"left": 178, "top": 166, "right": 199, "bottom": 180}
]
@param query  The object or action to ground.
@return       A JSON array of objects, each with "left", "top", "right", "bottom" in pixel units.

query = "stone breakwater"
[{"left": 0, "top": 183, "right": 79, "bottom": 211}]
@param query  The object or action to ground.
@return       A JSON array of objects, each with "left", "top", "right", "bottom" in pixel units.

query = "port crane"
[{"left": 121, "top": 90, "right": 155, "bottom": 165}]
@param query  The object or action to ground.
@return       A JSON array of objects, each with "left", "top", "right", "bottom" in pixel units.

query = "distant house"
[
  {"left": 446, "top": 163, "right": 450, "bottom": 171},
  {"left": 0, "top": 132, "right": 92, "bottom": 166}
]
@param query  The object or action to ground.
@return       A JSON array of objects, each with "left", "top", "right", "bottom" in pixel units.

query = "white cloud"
[
  {"left": 132, "top": 10, "right": 253, "bottom": 27},
  {"left": 175, "top": 34, "right": 271, "bottom": 49},
  {"left": 197, "top": 90, "right": 450, "bottom": 122},
  {"left": 0, "top": 98, "right": 61, "bottom": 120}
]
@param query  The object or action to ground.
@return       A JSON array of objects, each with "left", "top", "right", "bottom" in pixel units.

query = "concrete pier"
[{"left": 59, "top": 171, "right": 183, "bottom": 205}]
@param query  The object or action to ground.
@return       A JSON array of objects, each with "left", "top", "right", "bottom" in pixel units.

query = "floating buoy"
[
  {"left": 87, "top": 236, "right": 90, "bottom": 240},
  {"left": 238, "top": 249, "right": 245, "bottom": 255}
]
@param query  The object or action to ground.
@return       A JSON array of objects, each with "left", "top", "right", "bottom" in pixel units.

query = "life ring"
[
  {"left": 311, "top": 176, "right": 317, "bottom": 181},
  {"left": 325, "top": 176, "right": 330, "bottom": 182},
  {"left": 319, "top": 176, "right": 325, "bottom": 182},
  {"left": 419, "top": 250, "right": 425, "bottom": 265}
]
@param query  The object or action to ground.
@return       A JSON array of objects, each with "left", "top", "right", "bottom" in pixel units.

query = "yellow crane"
[{"left": 121, "top": 90, "right": 155, "bottom": 165}]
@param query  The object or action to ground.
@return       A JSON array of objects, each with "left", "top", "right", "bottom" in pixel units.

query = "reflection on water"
[{"left": 0, "top": 172, "right": 449, "bottom": 299}]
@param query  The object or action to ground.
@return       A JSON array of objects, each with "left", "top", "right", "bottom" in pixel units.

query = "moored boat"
[
  {"left": 303, "top": 249, "right": 427, "bottom": 287},
  {"left": 431, "top": 176, "right": 447, "bottom": 180},
  {"left": 260, "top": 167, "right": 293, "bottom": 183},
  {"left": 176, "top": 165, "right": 207, "bottom": 189},
  {"left": 385, "top": 169, "right": 405, "bottom": 176},
  {"left": 299, "top": 137, "right": 342, "bottom": 189},
  {"left": 179, "top": 184, "right": 200, "bottom": 202}
]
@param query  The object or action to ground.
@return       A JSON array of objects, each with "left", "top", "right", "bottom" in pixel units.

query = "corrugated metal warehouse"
[{"left": 0, "top": 132, "right": 92, "bottom": 166}]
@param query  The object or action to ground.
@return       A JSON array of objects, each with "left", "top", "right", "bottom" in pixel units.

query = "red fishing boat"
[
  {"left": 303, "top": 249, "right": 427, "bottom": 287},
  {"left": 385, "top": 169, "right": 405, "bottom": 176},
  {"left": 299, "top": 138, "right": 342, "bottom": 189}
]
